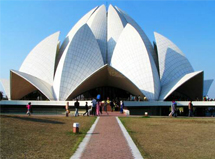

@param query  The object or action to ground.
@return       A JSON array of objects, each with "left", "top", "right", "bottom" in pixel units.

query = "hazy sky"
[{"left": 0, "top": 0, "right": 214, "bottom": 98}]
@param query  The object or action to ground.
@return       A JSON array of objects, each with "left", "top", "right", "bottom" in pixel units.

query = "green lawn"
[
  {"left": 120, "top": 117, "right": 215, "bottom": 159},
  {"left": 0, "top": 115, "right": 96, "bottom": 159}
]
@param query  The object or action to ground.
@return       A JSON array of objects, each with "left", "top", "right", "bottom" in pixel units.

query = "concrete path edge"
[
  {"left": 70, "top": 117, "right": 100, "bottom": 159},
  {"left": 116, "top": 117, "right": 144, "bottom": 159}
]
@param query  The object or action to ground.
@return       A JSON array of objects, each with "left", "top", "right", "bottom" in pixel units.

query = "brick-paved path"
[{"left": 81, "top": 112, "right": 134, "bottom": 159}]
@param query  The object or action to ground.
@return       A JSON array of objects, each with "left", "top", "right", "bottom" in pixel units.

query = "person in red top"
[{"left": 26, "top": 102, "right": 31, "bottom": 116}]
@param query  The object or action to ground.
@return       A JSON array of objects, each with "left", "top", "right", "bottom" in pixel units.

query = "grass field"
[
  {"left": 120, "top": 117, "right": 215, "bottom": 159},
  {"left": 0, "top": 115, "right": 96, "bottom": 159}
]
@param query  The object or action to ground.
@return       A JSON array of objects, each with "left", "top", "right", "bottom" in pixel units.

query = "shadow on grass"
[
  {"left": 2, "top": 115, "right": 65, "bottom": 124},
  {"left": 70, "top": 132, "right": 99, "bottom": 135}
]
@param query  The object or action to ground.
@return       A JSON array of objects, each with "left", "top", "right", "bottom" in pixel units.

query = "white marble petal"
[
  {"left": 0, "top": 79, "right": 11, "bottom": 100},
  {"left": 53, "top": 24, "right": 104, "bottom": 101},
  {"left": 111, "top": 24, "right": 160, "bottom": 100},
  {"left": 203, "top": 79, "right": 214, "bottom": 96},
  {"left": 154, "top": 32, "right": 194, "bottom": 86},
  {"left": 56, "top": 6, "right": 98, "bottom": 68},
  {"left": 116, "top": 7, "right": 158, "bottom": 69},
  {"left": 20, "top": 32, "right": 60, "bottom": 85},
  {"left": 11, "top": 70, "right": 56, "bottom": 100},
  {"left": 159, "top": 71, "right": 203, "bottom": 100},
  {"left": 87, "top": 5, "right": 107, "bottom": 63},
  {"left": 107, "top": 5, "right": 127, "bottom": 64}
]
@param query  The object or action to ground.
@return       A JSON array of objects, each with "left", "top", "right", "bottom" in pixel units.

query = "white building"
[{"left": 0, "top": 5, "right": 213, "bottom": 101}]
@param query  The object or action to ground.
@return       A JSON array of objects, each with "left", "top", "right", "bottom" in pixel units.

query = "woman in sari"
[{"left": 96, "top": 101, "right": 100, "bottom": 116}]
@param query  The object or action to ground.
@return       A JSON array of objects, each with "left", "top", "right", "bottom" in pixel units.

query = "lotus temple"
[{"left": 0, "top": 4, "right": 214, "bottom": 103}]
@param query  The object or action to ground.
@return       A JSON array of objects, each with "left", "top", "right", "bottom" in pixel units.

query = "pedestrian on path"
[
  {"left": 120, "top": 101, "right": 124, "bottom": 114},
  {"left": 188, "top": 101, "right": 193, "bottom": 117},
  {"left": 74, "top": 99, "right": 79, "bottom": 117},
  {"left": 96, "top": 101, "right": 101, "bottom": 116},
  {"left": 103, "top": 100, "right": 109, "bottom": 115},
  {"left": 138, "top": 95, "right": 141, "bottom": 101},
  {"left": 65, "top": 102, "right": 70, "bottom": 117},
  {"left": 83, "top": 102, "right": 89, "bottom": 116},
  {"left": 91, "top": 98, "right": 97, "bottom": 116},
  {"left": 26, "top": 102, "right": 31, "bottom": 116},
  {"left": 99, "top": 101, "right": 103, "bottom": 114},
  {"left": 169, "top": 101, "right": 177, "bottom": 117},
  {"left": 110, "top": 100, "right": 114, "bottom": 112}
]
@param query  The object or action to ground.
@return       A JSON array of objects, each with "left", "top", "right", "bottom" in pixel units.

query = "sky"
[{"left": 0, "top": 0, "right": 214, "bottom": 99}]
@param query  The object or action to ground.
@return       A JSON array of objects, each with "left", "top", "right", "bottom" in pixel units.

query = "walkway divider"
[
  {"left": 70, "top": 117, "right": 100, "bottom": 159},
  {"left": 116, "top": 117, "right": 143, "bottom": 159}
]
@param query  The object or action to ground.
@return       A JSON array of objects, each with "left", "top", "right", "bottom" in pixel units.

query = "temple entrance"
[
  {"left": 72, "top": 86, "right": 132, "bottom": 101},
  {"left": 20, "top": 90, "right": 48, "bottom": 100}
]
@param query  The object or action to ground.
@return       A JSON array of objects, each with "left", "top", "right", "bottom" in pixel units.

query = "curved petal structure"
[
  {"left": 111, "top": 24, "right": 160, "bottom": 100},
  {"left": 20, "top": 32, "right": 60, "bottom": 85},
  {"left": 7, "top": 4, "right": 209, "bottom": 101},
  {"left": 56, "top": 6, "right": 98, "bottom": 68},
  {"left": 11, "top": 70, "right": 56, "bottom": 100},
  {"left": 0, "top": 79, "right": 11, "bottom": 100},
  {"left": 116, "top": 7, "right": 158, "bottom": 69},
  {"left": 87, "top": 5, "right": 107, "bottom": 63},
  {"left": 67, "top": 65, "right": 144, "bottom": 100},
  {"left": 53, "top": 24, "right": 104, "bottom": 101},
  {"left": 203, "top": 79, "right": 214, "bottom": 96},
  {"left": 107, "top": 5, "right": 127, "bottom": 64},
  {"left": 154, "top": 32, "right": 194, "bottom": 86},
  {"left": 159, "top": 71, "right": 203, "bottom": 100}
]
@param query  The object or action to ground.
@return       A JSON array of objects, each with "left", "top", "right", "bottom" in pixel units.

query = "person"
[
  {"left": 26, "top": 102, "right": 31, "bottom": 116},
  {"left": 110, "top": 100, "right": 114, "bottom": 112},
  {"left": 169, "top": 101, "right": 177, "bottom": 117},
  {"left": 188, "top": 101, "right": 193, "bottom": 117},
  {"left": 115, "top": 101, "right": 119, "bottom": 111},
  {"left": 138, "top": 95, "right": 141, "bottom": 101},
  {"left": 65, "top": 102, "right": 70, "bottom": 117},
  {"left": 120, "top": 101, "right": 124, "bottom": 114},
  {"left": 103, "top": 100, "right": 109, "bottom": 115},
  {"left": 74, "top": 99, "right": 79, "bottom": 117},
  {"left": 91, "top": 98, "right": 97, "bottom": 116},
  {"left": 83, "top": 102, "right": 89, "bottom": 116},
  {"left": 96, "top": 101, "right": 101, "bottom": 116},
  {"left": 99, "top": 101, "right": 103, "bottom": 114},
  {"left": 88, "top": 105, "right": 92, "bottom": 115}
]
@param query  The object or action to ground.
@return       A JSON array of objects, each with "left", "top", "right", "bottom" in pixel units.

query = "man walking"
[
  {"left": 91, "top": 98, "right": 97, "bottom": 116},
  {"left": 74, "top": 99, "right": 79, "bottom": 117},
  {"left": 169, "top": 101, "right": 177, "bottom": 117},
  {"left": 188, "top": 101, "right": 193, "bottom": 117},
  {"left": 83, "top": 102, "right": 89, "bottom": 116}
]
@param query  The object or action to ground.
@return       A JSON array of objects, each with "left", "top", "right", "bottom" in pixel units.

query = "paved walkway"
[{"left": 71, "top": 112, "right": 143, "bottom": 159}]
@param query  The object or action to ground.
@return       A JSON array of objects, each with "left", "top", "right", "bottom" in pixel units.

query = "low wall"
[
  {"left": 1, "top": 100, "right": 215, "bottom": 116},
  {"left": 124, "top": 101, "right": 215, "bottom": 116}
]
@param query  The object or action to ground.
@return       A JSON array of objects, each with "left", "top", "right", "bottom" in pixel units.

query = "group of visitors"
[
  {"left": 63, "top": 95, "right": 124, "bottom": 117},
  {"left": 129, "top": 95, "right": 148, "bottom": 101},
  {"left": 169, "top": 101, "right": 196, "bottom": 117},
  {"left": 203, "top": 96, "right": 215, "bottom": 101},
  {"left": 91, "top": 97, "right": 108, "bottom": 116},
  {"left": 169, "top": 100, "right": 194, "bottom": 117}
]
